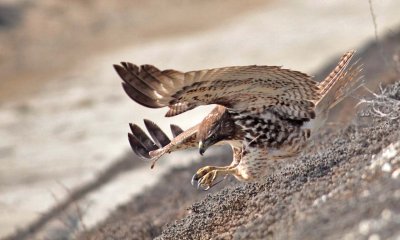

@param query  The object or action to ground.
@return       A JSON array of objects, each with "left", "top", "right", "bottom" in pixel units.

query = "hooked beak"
[{"left": 199, "top": 141, "right": 206, "bottom": 156}]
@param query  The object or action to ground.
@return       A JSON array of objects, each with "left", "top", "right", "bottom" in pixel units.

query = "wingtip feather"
[
  {"left": 144, "top": 119, "right": 170, "bottom": 147},
  {"left": 170, "top": 124, "right": 184, "bottom": 137},
  {"left": 128, "top": 133, "right": 151, "bottom": 159},
  {"left": 129, "top": 123, "right": 159, "bottom": 151}
]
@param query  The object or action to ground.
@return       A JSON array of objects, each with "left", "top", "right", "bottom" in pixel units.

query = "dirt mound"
[
  {"left": 79, "top": 148, "right": 235, "bottom": 240},
  {"left": 80, "top": 32, "right": 400, "bottom": 240}
]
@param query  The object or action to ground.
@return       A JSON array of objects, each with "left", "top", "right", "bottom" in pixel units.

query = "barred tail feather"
[
  {"left": 316, "top": 50, "right": 364, "bottom": 112},
  {"left": 317, "top": 60, "right": 363, "bottom": 114},
  {"left": 318, "top": 50, "right": 355, "bottom": 97},
  {"left": 310, "top": 50, "right": 363, "bottom": 132}
]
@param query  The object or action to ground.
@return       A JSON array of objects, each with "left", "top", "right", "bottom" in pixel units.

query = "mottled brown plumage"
[{"left": 116, "top": 50, "right": 362, "bottom": 190}]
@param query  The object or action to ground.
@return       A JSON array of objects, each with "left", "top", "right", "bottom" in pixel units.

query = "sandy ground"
[{"left": 1, "top": 0, "right": 400, "bottom": 239}]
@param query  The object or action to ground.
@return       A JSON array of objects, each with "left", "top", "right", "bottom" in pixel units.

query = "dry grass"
[{"left": 357, "top": 82, "right": 400, "bottom": 120}]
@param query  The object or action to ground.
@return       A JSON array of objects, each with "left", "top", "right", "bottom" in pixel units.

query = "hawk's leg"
[
  {"left": 191, "top": 165, "right": 237, "bottom": 190},
  {"left": 191, "top": 146, "right": 243, "bottom": 190}
]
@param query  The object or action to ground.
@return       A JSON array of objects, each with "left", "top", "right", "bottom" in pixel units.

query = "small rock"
[
  {"left": 391, "top": 168, "right": 400, "bottom": 179},
  {"left": 361, "top": 190, "right": 370, "bottom": 198},
  {"left": 382, "top": 144, "right": 397, "bottom": 159},
  {"left": 395, "top": 189, "right": 400, "bottom": 199},
  {"left": 368, "top": 234, "right": 380, "bottom": 240},
  {"left": 359, "top": 220, "right": 370, "bottom": 235},
  {"left": 381, "top": 163, "right": 392, "bottom": 172},
  {"left": 381, "top": 209, "right": 392, "bottom": 220}
]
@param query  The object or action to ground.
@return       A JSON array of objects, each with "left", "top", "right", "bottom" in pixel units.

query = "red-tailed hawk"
[{"left": 114, "top": 50, "right": 362, "bottom": 190}]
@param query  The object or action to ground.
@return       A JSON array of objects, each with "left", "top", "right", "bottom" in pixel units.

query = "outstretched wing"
[
  {"left": 114, "top": 63, "right": 321, "bottom": 121},
  {"left": 128, "top": 119, "right": 199, "bottom": 167}
]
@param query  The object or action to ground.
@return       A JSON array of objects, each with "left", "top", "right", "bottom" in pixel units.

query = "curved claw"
[
  {"left": 201, "top": 183, "right": 210, "bottom": 191},
  {"left": 191, "top": 173, "right": 210, "bottom": 191},
  {"left": 191, "top": 171, "right": 225, "bottom": 191},
  {"left": 191, "top": 173, "right": 199, "bottom": 188}
]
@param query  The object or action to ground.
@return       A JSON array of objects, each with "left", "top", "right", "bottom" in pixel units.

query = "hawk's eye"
[{"left": 207, "top": 134, "right": 214, "bottom": 141}]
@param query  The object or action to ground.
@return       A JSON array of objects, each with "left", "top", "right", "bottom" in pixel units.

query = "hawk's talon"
[
  {"left": 191, "top": 167, "right": 219, "bottom": 190},
  {"left": 191, "top": 172, "right": 210, "bottom": 190},
  {"left": 191, "top": 174, "right": 197, "bottom": 187}
]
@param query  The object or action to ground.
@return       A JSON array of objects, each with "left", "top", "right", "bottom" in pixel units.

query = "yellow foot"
[{"left": 191, "top": 166, "right": 230, "bottom": 190}]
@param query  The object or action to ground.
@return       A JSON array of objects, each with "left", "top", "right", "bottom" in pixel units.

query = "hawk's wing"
[
  {"left": 114, "top": 64, "right": 321, "bottom": 121},
  {"left": 128, "top": 119, "right": 199, "bottom": 167}
]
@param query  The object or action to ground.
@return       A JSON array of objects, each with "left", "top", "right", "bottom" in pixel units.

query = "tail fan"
[
  {"left": 318, "top": 50, "right": 355, "bottom": 98},
  {"left": 312, "top": 50, "right": 364, "bottom": 131}
]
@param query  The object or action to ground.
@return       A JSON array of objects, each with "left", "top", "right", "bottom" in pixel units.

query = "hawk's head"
[{"left": 197, "top": 105, "right": 236, "bottom": 155}]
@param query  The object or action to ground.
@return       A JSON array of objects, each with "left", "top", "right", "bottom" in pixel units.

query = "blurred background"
[{"left": 0, "top": 0, "right": 399, "bottom": 239}]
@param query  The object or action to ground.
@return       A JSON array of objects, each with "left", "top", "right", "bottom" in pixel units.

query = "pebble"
[
  {"left": 368, "top": 234, "right": 380, "bottom": 240},
  {"left": 381, "top": 144, "right": 397, "bottom": 159},
  {"left": 359, "top": 220, "right": 370, "bottom": 235},
  {"left": 391, "top": 168, "right": 400, "bottom": 179},
  {"left": 381, "top": 209, "right": 392, "bottom": 220},
  {"left": 381, "top": 163, "right": 392, "bottom": 172}
]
